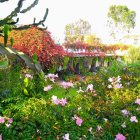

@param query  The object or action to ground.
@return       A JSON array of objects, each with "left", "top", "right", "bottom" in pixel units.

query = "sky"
[{"left": 0, "top": 0, "right": 140, "bottom": 44}]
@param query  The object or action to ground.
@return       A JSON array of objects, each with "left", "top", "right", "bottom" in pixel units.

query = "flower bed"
[{"left": 0, "top": 61, "right": 140, "bottom": 139}]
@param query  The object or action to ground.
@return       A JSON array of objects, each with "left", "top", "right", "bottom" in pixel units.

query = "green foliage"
[
  {"left": 125, "top": 46, "right": 140, "bottom": 63},
  {"left": 107, "top": 5, "right": 136, "bottom": 40},
  {"left": 0, "top": 60, "right": 140, "bottom": 139},
  {"left": 0, "top": 55, "right": 9, "bottom": 69},
  {"left": 10, "top": 37, "right": 14, "bottom": 47}
]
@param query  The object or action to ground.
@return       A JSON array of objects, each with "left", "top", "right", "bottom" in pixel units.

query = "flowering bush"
[{"left": 0, "top": 61, "right": 140, "bottom": 139}]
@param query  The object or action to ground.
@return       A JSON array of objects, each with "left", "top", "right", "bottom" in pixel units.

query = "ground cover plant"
[{"left": 0, "top": 60, "right": 140, "bottom": 140}]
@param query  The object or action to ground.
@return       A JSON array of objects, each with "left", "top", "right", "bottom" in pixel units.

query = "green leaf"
[
  {"left": 24, "top": 77, "right": 29, "bottom": 87},
  {"left": 32, "top": 53, "right": 38, "bottom": 64},
  {"left": 23, "top": 88, "right": 29, "bottom": 96}
]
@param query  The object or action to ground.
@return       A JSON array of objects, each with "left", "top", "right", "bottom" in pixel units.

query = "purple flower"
[
  {"left": 25, "top": 74, "right": 33, "bottom": 79},
  {"left": 115, "top": 133, "right": 126, "bottom": 140},
  {"left": 135, "top": 98, "right": 140, "bottom": 105},
  {"left": 121, "top": 109, "right": 130, "bottom": 116},
  {"left": 44, "top": 85, "right": 52, "bottom": 92},
  {"left": 0, "top": 117, "right": 5, "bottom": 124},
  {"left": 130, "top": 116, "right": 138, "bottom": 123}
]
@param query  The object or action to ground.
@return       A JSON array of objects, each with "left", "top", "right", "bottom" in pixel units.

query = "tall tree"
[
  {"left": 65, "top": 19, "right": 91, "bottom": 42},
  {"left": 107, "top": 5, "right": 136, "bottom": 41}
]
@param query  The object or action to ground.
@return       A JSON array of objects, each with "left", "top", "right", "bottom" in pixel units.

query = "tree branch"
[
  {"left": 20, "top": 0, "right": 39, "bottom": 13},
  {"left": 0, "top": 0, "right": 9, "bottom": 2}
]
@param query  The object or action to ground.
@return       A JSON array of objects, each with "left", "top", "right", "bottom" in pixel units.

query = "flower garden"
[
  {"left": 0, "top": 26, "right": 140, "bottom": 140},
  {"left": 0, "top": 1, "right": 140, "bottom": 139}
]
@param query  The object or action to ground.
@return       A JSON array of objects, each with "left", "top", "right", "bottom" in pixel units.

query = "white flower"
[
  {"left": 96, "top": 125, "right": 102, "bottom": 131},
  {"left": 63, "top": 133, "right": 69, "bottom": 140},
  {"left": 103, "top": 118, "right": 108, "bottom": 122},
  {"left": 108, "top": 85, "right": 112, "bottom": 88},
  {"left": 77, "top": 87, "right": 84, "bottom": 93},
  {"left": 51, "top": 95, "right": 57, "bottom": 101},
  {"left": 130, "top": 116, "right": 138, "bottom": 123},
  {"left": 121, "top": 122, "right": 126, "bottom": 128},
  {"left": 88, "top": 127, "right": 92, "bottom": 132},
  {"left": 86, "top": 84, "right": 93, "bottom": 91},
  {"left": 108, "top": 77, "right": 114, "bottom": 82}
]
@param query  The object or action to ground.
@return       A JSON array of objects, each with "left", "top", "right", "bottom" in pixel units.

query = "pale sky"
[{"left": 0, "top": 0, "right": 140, "bottom": 44}]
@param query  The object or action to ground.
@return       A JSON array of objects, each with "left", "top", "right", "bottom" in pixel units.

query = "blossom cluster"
[
  {"left": 59, "top": 81, "right": 74, "bottom": 89},
  {"left": 0, "top": 116, "right": 13, "bottom": 127},
  {"left": 45, "top": 73, "right": 58, "bottom": 83},
  {"left": 108, "top": 76, "right": 122, "bottom": 89},
  {"left": 51, "top": 96, "right": 67, "bottom": 106}
]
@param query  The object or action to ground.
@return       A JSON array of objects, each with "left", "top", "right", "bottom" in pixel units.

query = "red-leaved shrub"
[{"left": 2, "top": 26, "right": 65, "bottom": 69}]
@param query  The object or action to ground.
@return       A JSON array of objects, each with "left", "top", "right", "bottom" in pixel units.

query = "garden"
[{"left": 0, "top": 1, "right": 140, "bottom": 140}]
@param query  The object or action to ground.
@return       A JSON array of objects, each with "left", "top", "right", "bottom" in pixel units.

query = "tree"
[
  {"left": 0, "top": 0, "right": 48, "bottom": 29},
  {"left": 107, "top": 5, "right": 136, "bottom": 41},
  {"left": 65, "top": 19, "right": 91, "bottom": 42},
  {"left": 84, "top": 35, "right": 101, "bottom": 46}
]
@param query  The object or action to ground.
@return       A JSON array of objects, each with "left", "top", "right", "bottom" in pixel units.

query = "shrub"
[{"left": 0, "top": 26, "right": 65, "bottom": 70}]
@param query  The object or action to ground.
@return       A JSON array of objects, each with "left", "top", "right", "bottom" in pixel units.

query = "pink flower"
[
  {"left": 0, "top": 117, "right": 5, "bottom": 124},
  {"left": 44, "top": 85, "right": 52, "bottom": 91},
  {"left": 25, "top": 74, "right": 33, "bottom": 79},
  {"left": 0, "top": 134, "right": 2, "bottom": 140},
  {"left": 8, "top": 118, "right": 13, "bottom": 124},
  {"left": 114, "top": 83, "right": 122, "bottom": 89},
  {"left": 130, "top": 116, "right": 138, "bottom": 122},
  {"left": 135, "top": 98, "right": 140, "bottom": 105},
  {"left": 59, "top": 81, "right": 73, "bottom": 89},
  {"left": 53, "top": 99, "right": 60, "bottom": 105},
  {"left": 76, "top": 117, "right": 83, "bottom": 126},
  {"left": 121, "top": 109, "right": 130, "bottom": 116},
  {"left": 72, "top": 115, "right": 83, "bottom": 126},
  {"left": 60, "top": 98, "right": 67, "bottom": 106},
  {"left": 45, "top": 73, "right": 58, "bottom": 82},
  {"left": 115, "top": 133, "right": 126, "bottom": 140}
]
